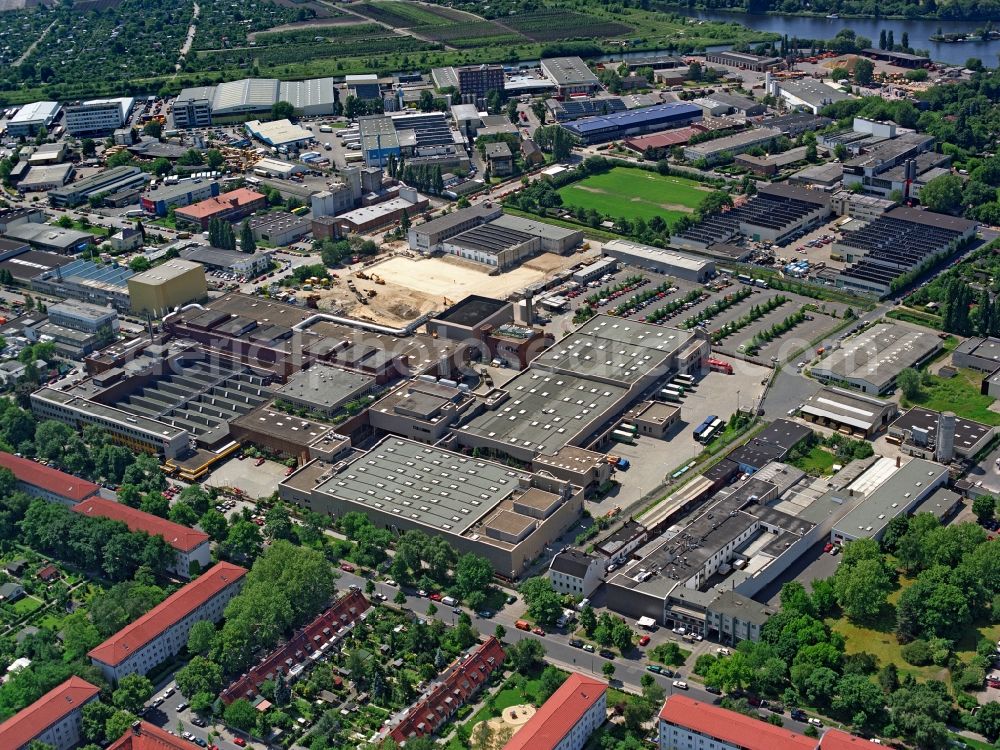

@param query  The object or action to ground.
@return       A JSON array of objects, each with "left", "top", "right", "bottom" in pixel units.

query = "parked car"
[
  {"left": 429, "top": 592, "right": 443, "bottom": 601},
  {"left": 672, "top": 681, "right": 688, "bottom": 690},
  {"left": 583, "top": 643, "right": 595, "bottom": 652},
  {"left": 790, "top": 709, "right": 807, "bottom": 722},
  {"left": 569, "top": 638, "right": 584, "bottom": 648},
  {"left": 532, "top": 626, "right": 545, "bottom": 635},
  {"left": 808, "top": 717, "right": 823, "bottom": 727},
  {"left": 339, "top": 563, "right": 355, "bottom": 573},
  {"left": 705, "top": 685, "right": 721, "bottom": 695},
  {"left": 646, "top": 664, "right": 663, "bottom": 674},
  {"left": 599, "top": 649, "right": 615, "bottom": 659}
]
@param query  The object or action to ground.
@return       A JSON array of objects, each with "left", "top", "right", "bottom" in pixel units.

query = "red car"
[
  {"left": 233, "top": 740, "right": 246, "bottom": 748},
  {"left": 429, "top": 592, "right": 443, "bottom": 601},
  {"left": 532, "top": 626, "right": 545, "bottom": 635},
  {"left": 255, "top": 457, "right": 266, "bottom": 466},
  {"left": 340, "top": 563, "right": 355, "bottom": 573},
  {"left": 823, "top": 542, "right": 833, "bottom": 553},
  {"left": 639, "top": 635, "right": 651, "bottom": 646},
  {"left": 285, "top": 466, "right": 295, "bottom": 476}
]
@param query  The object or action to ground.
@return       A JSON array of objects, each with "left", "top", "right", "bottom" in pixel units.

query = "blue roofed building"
[{"left": 561, "top": 102, "right": 702, "bottom": 144}]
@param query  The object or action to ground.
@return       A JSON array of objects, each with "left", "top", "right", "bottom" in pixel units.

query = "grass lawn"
[
  {"left": 12, "top": 597, "right": 43, "bottom": 615},
  {"left": 793, "top": 445, "right": 838, "bottom": 475},
  {"left": 557, "top": 167, "right": 709, "bottom": 225},
  {"left": 902, "top": 366, "right": 1000, "bottom": 426}
]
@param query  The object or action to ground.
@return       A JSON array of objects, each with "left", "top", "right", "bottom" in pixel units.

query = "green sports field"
[{"left": 557, "top": 167, "right": 710, "bottom": 225}]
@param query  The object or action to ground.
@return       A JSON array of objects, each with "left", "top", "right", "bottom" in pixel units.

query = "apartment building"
[
  {"left": 64, "top": 97, "right": 135, "bottom": 135},
  {"left": 548, "top": 550, "right": 605, "bottom": 598},
  {"left": 0, "top": 451, "right": 100, "bottom": 505},
  {"left": 0, "top": 676, "right": 101, "bottom": 750},
  {"left": 502, "top": 673, "right": 607, "bottom": 750},
  {"left": 659, "top": 695, "right": 816, "bottom": 750},
  {"left": 73, "top": 498, "right": 211, "bottom": 578},
  {"left": 89, "top": 562, "right": 247, "bottom": 681}
]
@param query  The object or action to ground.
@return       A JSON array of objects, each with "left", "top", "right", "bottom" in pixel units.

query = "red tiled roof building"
[
  {"left": 0, "top": 675, "right": 101, "bottom": 750},
  {"left": 0, "top": 451, "right": 99, "bottom": 505},
  {"left": 89, "top": 561, "right": 246, "bottom": 682},
  {"left": 174, "top": 188, "right": 266, "bottom": 230},
  {"left": 388, "top": 637, "right": 505, "bottom": 743},
  {"left": 73, "top": 498, "right": 211, "bottom": 578},
  {"left": 502, "top": 672, "right": 607, "bottom": 750},
  {"left": 659, "top": 695, "right": 819, "bottom": 750},
  {"left": 106, "top": 720, "right": 192, "bottom": 750}
]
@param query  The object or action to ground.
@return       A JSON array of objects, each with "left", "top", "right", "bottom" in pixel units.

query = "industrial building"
[
  {"left": 173, "top": 187, "right": 267, "bottom": 230},
  {"left": 840, "top": 131, "right": 938, "bottom": 196},
  {"left": 504, "top": 673, "right": 607, "bottom": 750},
  {"left": 704, "top": 51, "right": 782, "bottom": 71},
  {"left": 572, "top": 258, "right": 619, "bottom": 285},
  {"left": 6, "top": 101, "right": 61, "bottom": 137},
  {"left": 358, "top": 111, "right": 462, "bottom": 168},
  {"left": 770, "top": 77, "right": 852, "bottom": 115},
  {"left": 31, "top": 257, "right": 133, "bottom": 310},
  {"left": 408, "top": 203, "right": 503, "bottom": 253},
  {"left": 247, "top": 211, "right": 311, "bottom": 246},
  {"left": 368, "top": 379, "right": 478, "bottom": 445},
  {"left": 17, "top": 164, "right": 74, "bottom": 193},
  {"left": 833, "top": 208, "right": 976, "bottom": 297},
  {"left": 172, "top": 77, "right": 338, "bottom": 127},
  {"left": 0, "top": 676, "right": 101, "bottom": 750},
  {"left": 887, "top": 407, "right": 993, "bottom": 462},
  {"left": 602, "top": 239, "right": 716, "bottom": 282},
  {"left": 547, "top": 97, "right": 627, "bottom": 122},
  {"left": 798, "top": 387, "right": 899, "bottom": 437},
  {"left": 280, "top": 437, "right": 586, "bottom": 577},
  {"left": 48, "top": 166, "right": 149, "bottom": 208},
  {"left": 954, "top": 336, "right": 1000, "bottom": 372},
  {"left": 127, "top": 259, "right": 208, "bottom": 316},
  {"left": 458, "top": 314, "right": 709, "bottom": 463},
  {"left": 245, "top": 118, "right": 314, "bottom": 148},
  {"left": 541, "top": 57, "right": 601, "bottom": 96},
  {"left": 5, "top": 222, "right": 95, "bottom": 254},
  {"left": 89, "top": 562, "right": 246, "bottom": 681},
  {"left": 64, "top": 97, "right": 135, "bottom": 135},
  {"left": 562, "top": 102, "right": 703, "bottom": 145},
  {"left": 334, "top": 191, "right": 429, "bottom": 235},
  {"left": 274, "top": 363, "right": 376, "bottom": 417},
  {"left": 763, "top": 112, "right": 834, "bottom": 137},
  {"left": 180, "top": 245, "right": 274, "bottom": 277},
  {"left": 810, "top": 322, "right": 941, "bottom": 394},
  {"left": 673, "top": 184, "right": 831, "bottom": 250},
  {"left": 829, "top": 190, "right": 896, "bottom": 221},
  {"left": 683, "top": 126, "right": 783, "bottom": 165},
  {"left": 140, "top": 179, "right": 220, "bottom": 217},
  {"left": 734, "top": 146, "right": 810, "bottom": 176},
  {"left": 73, "top": 498, "right": 211, "bottom": 578},
  {"left": 830, "top": 457, "right": 948, "bottom": 543}
]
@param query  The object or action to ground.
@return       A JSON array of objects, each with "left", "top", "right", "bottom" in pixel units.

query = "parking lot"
[
  {"left": 204, "top": 455, "right": 291, "bottom": 499},
  {"left": 570, "top": 265, "right": 850, "bottom": 364}
]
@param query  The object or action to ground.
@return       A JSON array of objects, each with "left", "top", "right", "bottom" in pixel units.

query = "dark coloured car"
[
  {"left": 599, "top": 649, "right": 615, "bottom": 659},
  {"left": 569, "top": 638, "right": 584, "bottom": 648},
  {"left": 790, "top": 709, "right": 807, "bottom": 722},
  {"left": 477, "top": 610, "right": 493, "bottom": 619},
  {"left": 768, "top": 704, "right": 785, "bottom": 714},
  {"left": 705, "top": 685, "right": 721, "bottom": 695}
]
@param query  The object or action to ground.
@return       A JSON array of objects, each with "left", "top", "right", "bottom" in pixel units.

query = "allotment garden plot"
[{"left": 557, "top": 168, "right": 711, "bottom": 226}]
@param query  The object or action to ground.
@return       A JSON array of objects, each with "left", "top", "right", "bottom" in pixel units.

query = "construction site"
[{"left": 300, "top": 248, "right": 595, "bottom": 328}]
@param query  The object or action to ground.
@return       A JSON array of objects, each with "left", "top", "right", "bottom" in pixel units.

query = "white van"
[{"left": 441, "top": 595, "right": 458, "bottom": 607}]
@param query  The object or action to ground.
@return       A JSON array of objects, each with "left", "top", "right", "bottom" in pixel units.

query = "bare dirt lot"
[{"left": 315, "top": 252, "right": 588, "bottom": 327}]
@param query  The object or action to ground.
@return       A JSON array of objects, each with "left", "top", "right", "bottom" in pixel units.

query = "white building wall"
[
  {"left": 93, "top": 577, "right": 244, "bottom": 682},
  {"left": 176, "top": 541, "right": 213, "bottom": 578},
  {"left": 660, "top": 721, "right": 745, "bottom": 750},
  {"left": 25, "top": 697, "right": 96, "bottom": 750},
  {"left": 555, "top": 694, "right": 607, "bottom": 750}
]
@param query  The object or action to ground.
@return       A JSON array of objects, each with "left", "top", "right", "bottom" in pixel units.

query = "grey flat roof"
[
  {"left": 890, "top": 407, "right": 991, "bottom": 454},
  {"left": 275, "top": 364, "right": 373, "bottom": 411},
  {"left": 434, "top": 295, "right": 508, "bottom": 327},
  {"left": 708, "top": 590, "right": 773, "bottom": 625},
  {"left": 800, "top": 387, "right": 894, "bottom": 429},
  {"left": 812, "top": 323, "right": 940, "bottom": 390},
  {"left": 181, "top": 245, "right": 265, "bottom": 268},
  {"left": 835, "top": 458, "right": 948, "bottom": 537},
  {"left": 146, "top": 180, "right": 219, "bottom": 202},
  {"left": 604, "top": 238, "right": 713, "bottom": 274},
  {"left": 449, "top": 223, "right": 533, "bottom": 254},
  {"left": 413, "top": 203, "right": 498, "bottom": 237},
  {"left": 316, "top": 437, "right": 525, "bottom": 535},
  {"left": 541, "top": 57, "right": 599, "bottom": 87},
  {"left": 488, "top": 213, "right": 582, "bottom": 242},
  {"left": 912, "top": 486, "right": 960, "bottom": 520}
]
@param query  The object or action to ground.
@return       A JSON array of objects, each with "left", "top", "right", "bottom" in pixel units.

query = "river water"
[{"left": 676, "top": 8, "right": 1000, "bottom": 66}]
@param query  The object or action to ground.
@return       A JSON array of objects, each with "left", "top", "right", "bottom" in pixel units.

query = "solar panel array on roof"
[{"left": 675, "top": 188, "right": 826, "bottom": 247}]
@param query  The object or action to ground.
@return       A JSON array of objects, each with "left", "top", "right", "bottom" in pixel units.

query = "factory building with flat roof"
[
  {"left": 7, "top": 101, "right": 61, "bottom": 137},
  {"left": 562, "top": 102, "right": 703, "bottom": 145},
  {"left": 602, "top": 239, "right": 715, "bottom": 282},
  {"left": 172, "top": 77, "right": 338, "bottom": 126},
  {"left": 798, "top": 387, "right": 899, "bottom": 437},
  {"left": 540, "top": 57, "right": 600, "bottom": 95},
  {"left": 48, "top": 166, "right": 149, "bottom": 208},
  {"left": 458, "top": 314, "right": 709, "bottom": 464},
  {"left": 280, "top": 436, "right": 585, "bottom": 577},
  {"left": 810, "top": 322, "right": 941, "bottom": 394}
]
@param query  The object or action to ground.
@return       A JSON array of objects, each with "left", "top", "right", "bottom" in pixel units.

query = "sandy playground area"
[{"left": 472, "top": 704, "right": 537, "bottom": 749}]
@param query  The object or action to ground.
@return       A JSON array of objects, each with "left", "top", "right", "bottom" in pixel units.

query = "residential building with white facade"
[
  {"left": 73, "top": 498, "right": 212, "bottom": 578},
  {"left": 0, "top": 676, "right": 101, "bottom": 750},
  {"left": 659, "top": 694, "right": 817, "bottom": 750},
  {"left": 548, "top": 550, "right": 605, "bottom": 598},
  {"left": 503, "top": 672, "right": 607, "bottom": 750},
  {"left": 89, "top": 561, "right": 246, "bottom": 681}
]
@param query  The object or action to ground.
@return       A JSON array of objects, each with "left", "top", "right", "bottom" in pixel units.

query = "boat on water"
[{"left": 826, "top": 13, "right": 840, "bottom": 18}]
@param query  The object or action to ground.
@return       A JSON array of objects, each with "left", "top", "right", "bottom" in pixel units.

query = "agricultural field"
[
  {"left": 503, "top": 9, "right": 634, "bottom": 42},
  {"left": 351, "top": 0, "right": 479, "bottom": 28},
  {"left": 557, "top": 167, "right": 710, "bottom": 225},
  {"left": 413, "top": 20, "right": 524, "bottom": 48}
]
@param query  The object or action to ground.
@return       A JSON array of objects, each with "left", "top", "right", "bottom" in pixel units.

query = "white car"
[
  {"left": 808, "top": 718, "right": 823, "bottom": 727},
  {"left": 672, "top": 680, "right": 689, "bottom": 690},
  {"left": 716, "top": 647, "right": 731, "bottom": 656}
]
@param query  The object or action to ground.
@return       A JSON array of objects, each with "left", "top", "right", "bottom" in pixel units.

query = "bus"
[
  {"left": 674, "top": 373, "right": 695, "bottom": 385},
  {"left": 692, "top": 416, "right": 717, "bottom": 441},
  {"left": 668, "top": 382, "right": 686, "bottom": 395},
  {"left": 661, "top": 390, "right": 682, "bottom": 403},
  {"left": 698, "top": 418, "right": 726, "bottom": 444},
  {"left": 662, "top": 385, "right": 684, "bottom": 399},
  {"left": 737, "top": 274, "right": 753, "bottom": 285}
]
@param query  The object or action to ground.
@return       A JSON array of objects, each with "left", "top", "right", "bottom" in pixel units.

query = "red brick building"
[
  {"left": 174, "top": 188, "right": 266, "bottom": 230},
  {"left": 388, "top": 637, "right": 505, "bottom": 743}
]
